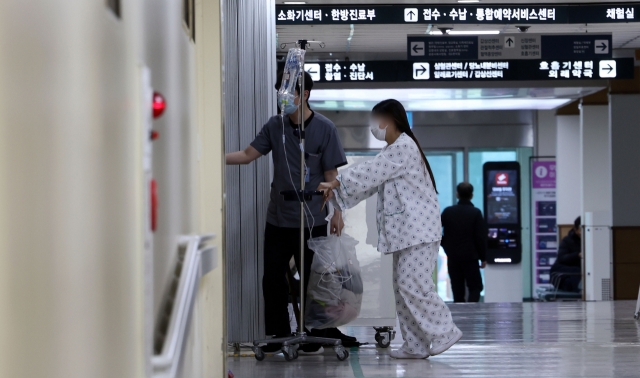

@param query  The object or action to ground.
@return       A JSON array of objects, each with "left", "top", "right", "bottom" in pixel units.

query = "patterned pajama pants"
[{"left": 392, "top": 241, "right": 461, "bottom": 355}]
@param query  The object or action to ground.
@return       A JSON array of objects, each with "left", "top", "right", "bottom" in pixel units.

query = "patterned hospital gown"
[
  {"left": 332, "top": 132, "right": 441, "bottom": 254},
  {"left": 331, "top": 132, "right": 461, "bottom": 355}
]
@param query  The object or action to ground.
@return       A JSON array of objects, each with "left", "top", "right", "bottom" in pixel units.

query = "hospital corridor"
[{"left": 1, "top": 0, "right": 640, "bottom": 377}]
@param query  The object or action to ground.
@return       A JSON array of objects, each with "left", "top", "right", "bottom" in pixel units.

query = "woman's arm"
[
  {"left": 317, "top": 142, "right": 411, "bottom": 210},
  {"left": 323, "top": 169, "right": 344, "bottom": 236}
]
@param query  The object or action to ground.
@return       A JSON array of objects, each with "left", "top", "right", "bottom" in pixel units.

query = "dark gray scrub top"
[{"left": 251, "top": 111, "right": 347, "bottom": 228}]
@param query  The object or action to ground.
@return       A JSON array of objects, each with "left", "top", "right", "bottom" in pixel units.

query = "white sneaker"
[
  {"left": 429, "top": 329, "right": 462, "bottom": 356},
  {"left": 389, "top": 349, "right": 429, "bottom": 359}
]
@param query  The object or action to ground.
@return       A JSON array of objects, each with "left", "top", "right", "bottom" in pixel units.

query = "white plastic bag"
[{"left": 305, "top": 204, "right": 363, "bottom": 330}]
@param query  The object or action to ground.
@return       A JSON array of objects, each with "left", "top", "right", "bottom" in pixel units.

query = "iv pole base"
[{"left": 252, "top": 333, "right": 348, "bottom": 362}]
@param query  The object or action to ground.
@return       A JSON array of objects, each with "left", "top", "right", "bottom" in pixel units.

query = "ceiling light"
[
  {"left": 430, "top": 30, "right": 500, "bottom": 35},
  {"left": 458, "top": 0, "right": 480, "bottom": 3},
  {"left": 309, "top": 89, "right": 574, "bottom": 111},
  {"left": 283, "top": 1, "right": 306, "bottom": 4}
]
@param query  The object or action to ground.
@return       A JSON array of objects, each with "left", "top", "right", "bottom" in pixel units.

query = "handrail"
[{"left": 152, "top": 234, "right": 216, "bottom": 378}]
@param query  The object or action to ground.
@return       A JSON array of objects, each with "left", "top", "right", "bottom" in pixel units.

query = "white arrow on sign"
[
  {"left": 304, "top": 63, "right": 321, "bottom": 82},
  {"left": 599, "top": 60, "right": 616, "bottom": 78},
  {"left": 404, "top": 8, "right": 418, "bottom": 22},
  {"left": 413, "top": 63, "right": 430, "bottom": 80}
]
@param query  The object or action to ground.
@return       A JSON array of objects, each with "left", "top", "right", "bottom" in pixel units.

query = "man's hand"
[
  {"left": 480, "top": 261, "right": 487, "bottom": 269},
  {"left": 330, "top": 210, "right": 345, "bottom": 236}
]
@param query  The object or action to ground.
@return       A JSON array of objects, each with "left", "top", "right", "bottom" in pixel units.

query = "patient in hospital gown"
[{"left": 318, "top": 99, "right": 462, "bottom": 359}]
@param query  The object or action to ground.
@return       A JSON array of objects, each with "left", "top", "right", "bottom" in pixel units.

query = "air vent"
[
  {"left": 106, "top": 0, "right": 121, "bottom": 18},
  {"left": 154, "top": 245, "right": 187, "bottom": 354},
  {"left": 601, "top": 278, "right": 611, "bottom": 301}
]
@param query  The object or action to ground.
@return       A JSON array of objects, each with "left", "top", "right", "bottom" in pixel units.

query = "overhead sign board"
[
  {"left": 409, "top": 36, "right": 479, "bottom": 60},
  {"left": 279, "top": 58, "right": 634, "bottom": 83},
  {"left": 276, "top": 4, "right": 638, "bottom": 25},
  {"left": 408, "top": 34, "right": 612, "bottom": 61}
]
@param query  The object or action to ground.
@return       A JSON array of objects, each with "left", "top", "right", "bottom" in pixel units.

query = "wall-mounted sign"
[
  {"left": 276, "top": 4, "right": 638, "bottom": 25},
  {"left": 531, "top": 160, "right": 557, "bottom": 295},
  {"left": 408, "top": 34, "right": 612, "bottom": 61},
  {"left": 277, "top": 58, "right": 634, "bottom": 83}
]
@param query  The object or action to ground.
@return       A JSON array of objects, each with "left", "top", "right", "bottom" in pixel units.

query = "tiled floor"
[{"left": 227, "top": 301, "right": 640, "bottom": 378}]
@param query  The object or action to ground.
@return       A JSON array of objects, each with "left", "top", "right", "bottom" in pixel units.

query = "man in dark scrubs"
[
  {"left": 441, "top": 182, "right": 488, "bottom": 302},
  {"left": 226, "top": 72, "right": 359, "bottom": 353}
]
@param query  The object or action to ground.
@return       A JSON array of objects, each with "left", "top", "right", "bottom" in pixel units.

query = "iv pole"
[{"left": 252, "top": 39, "right": 349, "bottom": 362}]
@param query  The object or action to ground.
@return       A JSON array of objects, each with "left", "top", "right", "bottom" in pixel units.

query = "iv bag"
[{"left": 277, "top": 48, "right": 306, "bottom": 112}]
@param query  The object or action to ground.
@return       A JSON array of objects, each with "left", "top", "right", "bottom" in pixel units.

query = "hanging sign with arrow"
[
  {"left": 408, "top": 33, "right": 611, "bottom": 61},
  {"left": 278, "top": 58, "right": 633, "bottom": 83},
  {"left": 410, "top": 41, "right": 425, "bottom": 56},
  {"left": 540, "top": 34, "right": 612, "bottom": 60},
  {"left": 407, "top": 36, "right": 478, "bottom": 60}
]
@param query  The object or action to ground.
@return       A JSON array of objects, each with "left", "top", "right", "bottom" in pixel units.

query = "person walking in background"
[{"left": 441, "top": 183, "right": 487, "bottom": 303}]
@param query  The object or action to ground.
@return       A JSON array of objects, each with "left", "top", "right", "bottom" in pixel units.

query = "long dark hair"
[{"left": 372, "top": 99, "right": 438, "bottom": 193}]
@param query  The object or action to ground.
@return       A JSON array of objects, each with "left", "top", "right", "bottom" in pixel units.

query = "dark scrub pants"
[{"left": 262, "top": 223, "right": 327, "bottom": 337}]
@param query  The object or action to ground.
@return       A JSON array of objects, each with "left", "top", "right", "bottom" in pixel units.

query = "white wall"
[
  {"left": 144, "top": 0, "right": 198, "bottom": 323},
  {"left": 536, "top": 110, "right": 557, "bottom": 157},
  {"left": 0, "top": 0, "right": 228, "bottom": 376},
  {"left": 610, "top": 94, "right": 640, "bottom": 227},
  {"left": 556, "top": 115, "right": 581, "bottom": 225},
  {"left": 580, "top": 105, "right": 612, "bottom": 226},
  {"left": 0, "top": 0, "right": 146, "bottom": 377}
]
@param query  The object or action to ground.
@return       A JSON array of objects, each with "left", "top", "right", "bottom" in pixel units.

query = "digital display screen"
[
  {"left": 485, "top": 170, "right": 519, "bottom": 224},
  {"left": 487, "top": 227, "right": 519, "bottom": 249}
]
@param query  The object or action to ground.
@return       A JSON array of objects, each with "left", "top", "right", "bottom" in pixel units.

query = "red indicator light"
[{"left": 152, "top": 91, "right": 166, "bottom": 119}]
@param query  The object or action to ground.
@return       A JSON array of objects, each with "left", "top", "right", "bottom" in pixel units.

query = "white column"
[
  {"left": 556, "top": 115, "right": 581, "bottom": 225},
  {"left": 580, "top": 104, "right": 612, "bottom": 301},
  {"left": 609, "top": 94, "right": 640, "bottom": 226},
  {"left": 608, "top": 94, "right": 640, "bottom": 301},
  {"left": 536, "top": 110, "right": 558, "bottom": 156},
  {"left": 484, "top": 266, "right": 523, "bottom": 303}
]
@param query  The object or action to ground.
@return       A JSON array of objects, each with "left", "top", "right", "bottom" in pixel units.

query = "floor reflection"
[{"left": 228, "top": 301, "right": 640, "bottom": 378}]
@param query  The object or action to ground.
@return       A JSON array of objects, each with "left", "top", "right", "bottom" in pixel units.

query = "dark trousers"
[
  {"left": 263, "top": 222, "right": 327, "bottom": 337},
  {"left": 448, "top": 259, "right": 483, "bottom": 303}
]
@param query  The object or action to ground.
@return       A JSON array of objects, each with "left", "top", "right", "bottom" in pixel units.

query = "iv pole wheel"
[
  {"left": 282, "top": 345, "right": 298, "bottom": 361},
  {"left": 335, "top": 346, "right": 349, "bottom": 361},
  {"left": 253, "top": 347, "right": 265, "bottom": 361},
  {"left": 375, "top": 332, "right": 391, "bottom": 348}
]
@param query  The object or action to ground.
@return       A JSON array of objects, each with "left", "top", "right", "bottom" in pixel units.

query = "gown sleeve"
[{"left": 331, "top": 143, "right": 409, "bottom": 211}]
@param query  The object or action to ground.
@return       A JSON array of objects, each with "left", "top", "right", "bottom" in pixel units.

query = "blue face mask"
[
  {"left": 278, "top": 94, "right": 299, "bottom": 115},
  {"left": 283, "top": 103, "right": 299, "bottom": 115}
]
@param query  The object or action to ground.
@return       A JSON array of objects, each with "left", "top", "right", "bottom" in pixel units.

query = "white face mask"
[{"left": 369, "top": 120, "right": 387, "bottom": 141}]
